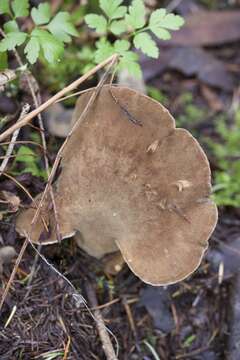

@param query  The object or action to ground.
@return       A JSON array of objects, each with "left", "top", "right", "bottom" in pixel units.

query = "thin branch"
[
  {"left": 85, "top": 281, "right": 118, "bottom": 360},
  {"left": 0, "top": 140, "right": 46, "bottom": 152},
  {"left": 0, "top": 104, "right": 30, "bottom": 175},
  {"left": 0, "top": 54, "right": 118, "bottom": 142}
]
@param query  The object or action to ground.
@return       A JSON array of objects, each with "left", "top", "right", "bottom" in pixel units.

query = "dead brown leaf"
[
  {"left": 1, "top": 191, "right": 20, "bottom": 213},
  {"left": 162, "top": 10, "right": 240, "bottom": 47}
]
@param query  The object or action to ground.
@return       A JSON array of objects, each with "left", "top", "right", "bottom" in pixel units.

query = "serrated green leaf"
[
  {"left": 0, "top": 0, "right": 11, "bottom": 15},
  {"left": 47, "top": 12, "right": 78, "bottom": 43},
  {"left": 12, "top": 0, "right": 29, "bottom": 18},
  {"left": 125, "top": 0, "right": 145, "bottom": 30},
  {"left": 149, "top": 9, "right": 184, "bottom": 39},
  {"left": 0, "top": 52, "right": 8, "bottom": 70},
  {"left": 133, "top": 32, "right": 158, "bottom": 58},
  {"left": 32, "top": 29, "right": 64, "bottom": 63},
  {"left": 114, "top": 39, "right": 130, "bottom": 54},
  {"left": 118, "top": 52, "right": 142, "bottom": 78},
  {"left": 3, "top": 20, "right": 19, "bottom": 33},
  {"left": 85, "top": 14, "right": 107, "bottom": 34},
  {"left": 0, "top": 32, "right": 27, "bottom": 51},
  {"left": 31, "top": 3, "right": 51, "bottom": 25},
  {"left": 152, "top": 28, "right": 171, "bottom": 40},
  {"left": 94, "top": 38, "right": 114, "bottom": 63},
  {"left": 110, "top": 20, "right": 127, "bottom": 35},
  {"left": 159, "top": 13, "right": 184, "bottom": 30},
  {"left": 100, "top": 0, "right": 126, "bottom": 20},
  {"left": 110, "top": 5, "right": 126, "bottom": 20},
  {"left": 24, "top": 37, "right": 40, "bottom": 64}
]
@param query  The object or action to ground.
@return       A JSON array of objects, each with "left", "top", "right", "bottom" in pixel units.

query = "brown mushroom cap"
[{"left": 16, "top": 85, "right": 218, "bottom": 285}]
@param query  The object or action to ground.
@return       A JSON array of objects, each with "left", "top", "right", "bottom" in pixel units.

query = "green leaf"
[
  {"left": 100, "top": 0, "right": 126, "bottom": 20},
  {"left": 15, "top": 146, "right": 36, "bottom": 163},
  {"left": 118, "top": 51, "right": 142, "bottom": 78},
  {"left": 0, "top": 32, "right": 27, "bottom": 51},
  {"left": 3, "top": 20, "right": 19, "bottom": 33},
  {"left": 94, "top": 38, "right": 114, "bottom": 63},
  {"left": 114, "top": 39, "right": 130, "bottom": 54},
  {"left": 0, "top": 0, "right": 11, "bottom": 15},
  {"left": 77, "top": 46, "right": 94, "bottom": 62},
  {"left": 110, "top": 20, "right": 127, "bottom": 35},
  {"left": 149, "top": 9, "right": 184, "bottom": 39},
  {"left": 0, "top": 52, "right": 8, "bottom": 70},
  {"left": 31, "top": 29, "right": 64, "bottom": 63},
  {"left": 24, "top": 36, "right": 40, "bottom": 64},
  {"left": 12, "top": 0, "right": 29, "bottom": 18},
  {"left": 85, "top": 14, "right": 107, "bottom": 34},
  {"left": 133, "top": 32, "right": 158, "bottom": 58},
  {"left": 47, "top": 12, "right": 78, "bottom": 43},
  {"left": 125, "top": 0, "right": 145, "bottom": 30},
  {"left": 31, "top": 3, "right": 51, "bottom": 25}
]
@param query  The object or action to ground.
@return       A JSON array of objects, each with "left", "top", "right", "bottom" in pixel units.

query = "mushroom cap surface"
[{"left": 16, "top": 85, "right": 218, "bottom": 285}]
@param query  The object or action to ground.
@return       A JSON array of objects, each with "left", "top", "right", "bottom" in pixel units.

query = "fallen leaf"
[
  {"left": 140, "top": 286, "right": 175, "bottom": 334},
  {"left": 1, "top": 191, "right": 20, "bottom": 212},
  {"left": 161, "top": 10, "right": 240, "bottom": 47},
  {"left": 142, "top": 47, "right": 235, "bottom": 91}
]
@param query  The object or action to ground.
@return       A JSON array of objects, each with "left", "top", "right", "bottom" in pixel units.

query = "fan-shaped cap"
[{"left": 16, "top": 85, "right": 217, "bottom": 285}]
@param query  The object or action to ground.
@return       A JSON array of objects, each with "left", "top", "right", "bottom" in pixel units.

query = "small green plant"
[
  {"left": 177, "top": 92, "right": 205, "bottom": 127},
  {"left": 85, "top": 0, "right": 184, "bottom": 77},
  {"left": 209, "top": 110, "right": 240, "bottom": 207},
  {"left": 147, "top": 86, "right": 168, "bottom": 106},
  {"left": 0, "top": 0, "right": 78, "bottom": 65},
  {"left": 12, "top": 145, "right": 47, "bottom": 178}
]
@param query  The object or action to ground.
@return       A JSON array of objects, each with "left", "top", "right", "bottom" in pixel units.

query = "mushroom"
[{"left": 16, "top": 85, "right": 218, "bottom": 285}]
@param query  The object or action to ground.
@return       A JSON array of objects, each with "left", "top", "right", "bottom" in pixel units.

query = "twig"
[
  {"left": 0, "top": 238, "right": 28, "bottom": 312},
  {"left": 0, "top": 54, "right": 118, "bottom": 142},
  {"left": 55, "top": 83, "right": 122, "bottom": 103},
  {"left": 0, "top": 140, "right": 46, "bottom": 151},
  {"left": 1, "top": 172, "right": 36, "bottom": 203},
  {"left": 55, "top": 87, "right": 94, "bottom": 103},
  {"left": 122, "top": 297, "right": 137, "bottom": 339},
  {"left": 85, "top": 281, "right": 118, "bottom": 360},
  {"left": 90, "top": 298, "right": 120, "bottom": 311},
  {"left": 0, "top": 104, "right": 30, "bottom": 175}
]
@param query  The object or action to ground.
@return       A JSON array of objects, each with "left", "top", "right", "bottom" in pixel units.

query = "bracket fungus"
[{"left": 16, "top": 85, "right": 218, "bottom": 286}]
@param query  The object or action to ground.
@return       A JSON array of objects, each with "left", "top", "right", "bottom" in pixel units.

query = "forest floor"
[{"left": 0, "top": 0, "right": 240, "bottom": 359}]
